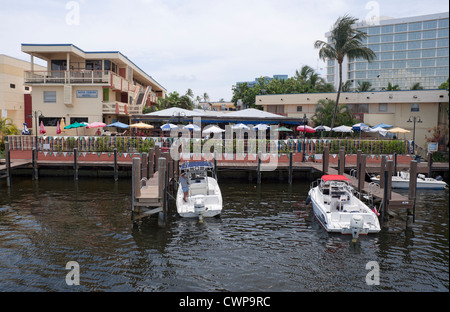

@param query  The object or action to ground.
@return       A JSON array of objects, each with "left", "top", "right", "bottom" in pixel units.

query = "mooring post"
[
  {"left": 427, "top": 152, "right": 433, "bottom": 178},
  {"left": 131, "top": 157, "right": 141, "bottom": 222},
  {"left": 386, "top": 160, "right": 393, "bottom": 201},
  {"left": 213, "top": 152, "right": 218, "bottom": 182},
  {"left": 380, "top": 155, "right": 387, "bottom": 189},
  {"left": 393, "top": 152, "right": 398, "bottom": 175},
  {"left": 113, "top": 148, "right": 118, "bottom": 181},
  {"left": 32, "top": 147, "right": 38, "bottom": 180},
  {"left": 257, "top": 151, "right": 261, "bottom": 184},
  {"left": 322, "top": 146, "right": 329, "bottom": 175},
  {"left": 288, "top": 150, "right": 293, "bottom": 184},
  {"left": 141, "top": 152, "right": 148, "bottom": 179},
  {"left": 157, "top": 157, "right": 167, "bottom": 227},
  {"left": 5, "top": 142, "right": 11, "bottom": 187},
  {"left": 338, "top": 147, "right": 345, "bottom": 175},
  {"left": 408, "top": 160, "right": 418, "bottom": 225},
  {"left": 381, "top": 168, "right": 389, "bottom": 224},
  {"left": 148, "top": 148, "right": 154, "bottom": 178},
  {"left": 73, "top": 148, "right": 78, "bottom": 181},
  {"left": 358, "top": 154, "right": 366, "bottom": 196},
  {"left": 154, "top": 145, "right": 161, "bottom": 170}
]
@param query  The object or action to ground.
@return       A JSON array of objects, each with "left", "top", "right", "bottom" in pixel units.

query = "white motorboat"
[
  {"left": 176, "top": 161, "right": 222, "bottom": 221},
  {"left": 307, "top": 175, "right": 381, "bottom": 239},
  {"left": 370, "top": 171, "right": 448, "bottom": 190}
]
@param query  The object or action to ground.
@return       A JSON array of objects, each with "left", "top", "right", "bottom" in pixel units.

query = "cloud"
[{"left": 1, "top": 0, "right": 448, "bottom": 101}]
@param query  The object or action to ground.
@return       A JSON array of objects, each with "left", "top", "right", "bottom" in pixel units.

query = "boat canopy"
[
  {"left": 321, "top": 175, "right": 351, "bottom": 182},
  {"left": 180, "top": 161, "right": 214, "bottom": 171}
]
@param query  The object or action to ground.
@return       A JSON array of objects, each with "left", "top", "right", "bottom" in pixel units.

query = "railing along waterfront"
[{"left": 7, "top": 135, "right": 411, "bottom": 155}]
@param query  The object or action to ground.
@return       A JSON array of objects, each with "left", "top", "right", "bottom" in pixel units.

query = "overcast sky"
[{"left": 1, "top": 0, "right": 448, "bottom": 101}]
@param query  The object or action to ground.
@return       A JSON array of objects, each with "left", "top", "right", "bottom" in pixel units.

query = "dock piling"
[
  {"left": 113, "top": 148, "right": 118, "bottom": 181},
  {"left": 288, "top": 151, "right": 293, "bottom": 184},
  {"left": 73, "top": 148, "right": 78, "bottom": 181},
  {"left": 408, "top": 160, "right": 418, "bottom": 225},
  {"left": 5, "top": 142, "right": 11, "bottom": 187}
]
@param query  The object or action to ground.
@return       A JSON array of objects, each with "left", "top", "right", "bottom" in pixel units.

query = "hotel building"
[
  {"left": 21, "top": 44, "right": 166, "bottom": 135},
  {"left": 325, "top": 12, "right": 449, "bottom": 91}
]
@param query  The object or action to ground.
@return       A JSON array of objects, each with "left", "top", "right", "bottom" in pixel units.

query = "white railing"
[
  {"left": 24, "top": 70, "right": 111, "bottom": 85},
  {"left": 102, "top": 101, "right": 143, "bottom": 115}
]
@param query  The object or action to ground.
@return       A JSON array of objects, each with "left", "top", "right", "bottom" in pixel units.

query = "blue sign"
[{"left": 76, "top": 90, "right": 98, "bottom": 98}]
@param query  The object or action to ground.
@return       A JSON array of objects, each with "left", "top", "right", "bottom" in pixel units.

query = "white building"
[{"left": 325, "top": 12, "right": 449, "bottom": 91}]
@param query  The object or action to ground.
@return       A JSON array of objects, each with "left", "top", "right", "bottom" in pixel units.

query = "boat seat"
[{"left": 190, "top": 182, "right": 207, "bottom": 196}]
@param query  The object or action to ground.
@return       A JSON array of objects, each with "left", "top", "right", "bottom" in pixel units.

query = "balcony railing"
[
  {"left": 24, "top": 70, "right": 138, "bottom": 93},
  {"left": 102, "top": 101, "right": 143, "bottom": 115}
]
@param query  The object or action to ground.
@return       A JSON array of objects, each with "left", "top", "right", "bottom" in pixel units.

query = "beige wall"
[
  {"left": 32, "top": 85, "right": 104, "bottom": 136},
  {"left": 0, "top": 54, "right": 45, "bottom": 128},
  {"left": 257, "top": 89, "right": 449, "bottom": 149}
]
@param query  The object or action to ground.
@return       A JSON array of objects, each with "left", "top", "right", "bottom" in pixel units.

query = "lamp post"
[
  {"left": 302, "top": 113, "right": 307, "bottom": 162},
  {"left": 34, "top": 110, "right": 44, "bottom": 150},
  {"left": 407, "top": 116, "right": 422, "bottom": 154}
]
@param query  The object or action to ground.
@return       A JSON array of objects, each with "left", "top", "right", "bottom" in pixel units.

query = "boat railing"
[{"left": 310, "top": 179, "right": 320, "bottom": 190}]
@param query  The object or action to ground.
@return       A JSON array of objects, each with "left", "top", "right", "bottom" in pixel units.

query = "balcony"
[
  {"left": 102, "top": 101, "right": 143, "bottom": 115},
  {"left": 24, "top": 70, "right": 138, "bottom": 93}
]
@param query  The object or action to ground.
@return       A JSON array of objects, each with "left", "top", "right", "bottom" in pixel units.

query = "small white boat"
[
  {"left": 370, "top": 171, "right": 448, "bottom": 190},
  {"left": 307, "top": 175, "right": 381, "bottom": 239},
  {"left": 176, "top": 161, "right": 222, "bottom": 221}
]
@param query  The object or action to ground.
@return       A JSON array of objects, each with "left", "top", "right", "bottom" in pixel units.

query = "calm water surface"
[{"left": 0, "top": 176, "right": 448, "bottom": 292}]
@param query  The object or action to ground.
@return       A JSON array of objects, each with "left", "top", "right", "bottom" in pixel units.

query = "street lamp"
[
  {"left": 302, "top": 113, "right": 308, "bottom": 162},
  {"left": 407, "top": 116, "right": 422, "bottom": 154},
  {"left": 34, "top": 110, "right": 44, "bottom": 150}
]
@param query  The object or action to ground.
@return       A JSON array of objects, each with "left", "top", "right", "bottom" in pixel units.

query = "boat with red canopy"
[{"left": 307, "top": 175, "right": 381, "bottom": 239}]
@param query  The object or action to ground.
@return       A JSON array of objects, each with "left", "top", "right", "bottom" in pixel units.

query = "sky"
[{"left": 1, "top": 0, "right": 448, "bottom": 102}]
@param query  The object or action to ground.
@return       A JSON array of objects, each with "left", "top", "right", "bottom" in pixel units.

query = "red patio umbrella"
[
  {"left": 296, "top": 125, "right": 316, "bottom": 133},
  {"left": 56, "top": 120, "right": 61, "bottom": 134}
]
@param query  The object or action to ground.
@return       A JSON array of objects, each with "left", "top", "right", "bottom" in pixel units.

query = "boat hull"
[
  {"left": 176, "top": 176, "right": 222, "bottom": 218},
  {"left": 309, "top": 188, "right": 380, "bottom": 235},
  {"left": 370, "top": 176, "right": 447, "bottom": 190}
]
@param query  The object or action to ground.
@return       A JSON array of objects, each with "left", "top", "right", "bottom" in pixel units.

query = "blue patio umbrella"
[
  {"left": 160, "top": 123, "right": 179, "bottom": 131},
  {"left": 352, "top": 123, "right": 370, "bottom": 132},
  {"left": 372, "top": 123, "right": 392, "bottom": 129},
  {"left": 106, "top": 121, "right": 129, "bottom": 129}
]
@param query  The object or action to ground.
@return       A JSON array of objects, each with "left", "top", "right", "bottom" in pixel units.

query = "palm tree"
[
  {"left": 314, "top": 15, "right": 376, "bottom": 131},
  {"left": 0, "top": 117, "right": 19, "bottom": 151},
  {"left": 411, "top": 82, "right": 423, "bottom": 90},
  {"left": 356, "top": 81, "right": 374, "bottom": 92},
  {"left": 384, "top": 82, "right": 400, "bottom": 90}
]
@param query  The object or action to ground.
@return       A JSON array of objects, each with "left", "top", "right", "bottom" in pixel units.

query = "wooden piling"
[
  {"left": 380, "top": 155, "right": 387, "bottom": 189},
  {"left": 288, "top": 151, "right": 293, "bottom": 184},
  {"left": 5, "top": 142, "right": 11, "bottom": 187},
  {"left": 408, "top": 160, "right": 418, "bottom": 224},
  {"left": 73, "top": 148, "right": 78, "bottom": 181},
  {"left": 141, "top": 153, "right": 148, "bottom": 179},
  {"left": 158, "top": 157, "right": 167, "bottom": 227},
  {"left": 386, "top": 160, "right": 393, "bottom": 201},
  {"left": 322, "top": 146, "right": 329, "bottom": 175},
  {"left": 427, "top": 153, "right": 433, "bottom": 177},
  {"left": 358, "top": 153, "right": 366, "bottom": 197},
  {"left": 113, "top": 148, "right": 118, "bottom": 181},
  {"left": 338, "top": 147, "right": 345, "bottom": 175},
  {"left": 257, "top": 151, "right": 261, "bottom": 184},
  {"left": 32, "top": 148, "right": 38, "bottom": 180},
  {"left": 131, "top": 157, "right": 140, "bottom": 221},
  {"left": 148, "top": 148, "right": 154, "bottom": 178}
]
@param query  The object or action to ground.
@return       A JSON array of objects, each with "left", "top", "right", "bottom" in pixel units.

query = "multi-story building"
[
  {"left": 0, "top": 54, "right": 46, "bottom": 129},
  {"left": 325, "top": 12, "right": 449, "bottom": 91},
  {"left": 257, "top": 89, "right": 449, "bottom": 152},
  {"left": 21, "top": 44, "right": 166, "bottom": 135}
]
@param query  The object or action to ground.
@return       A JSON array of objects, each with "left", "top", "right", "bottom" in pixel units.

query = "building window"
[
  {"left": 40, "top": 117, "right": 64, "bottom": 127},
  {"left": 10, "top": 83, "right": 15, "bottom": 89},
  {"left": 297, "top": 106, "right": 302, "bottom": 112},
  {"left": 85, "top": 60, "right": 102, "bottom": 70},
  {"left": 411, "top": 103, "right": 420, "bottom": 112},
  {"left": 43, "top": 91, "right": 57, "bottom": 103},
  {"left": 379, "top": 103, "right": 387, "bottom": 112},
  {"left": 70, "top": 117, "right": 89, "bottom": 124},
  {"left": 25, "top": 86, "right": 30, "bottom": 91}
]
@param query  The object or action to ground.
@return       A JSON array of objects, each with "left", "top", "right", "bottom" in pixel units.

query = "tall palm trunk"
[{"left": 330, "top": 60, "right": 343, "bottom": 131}]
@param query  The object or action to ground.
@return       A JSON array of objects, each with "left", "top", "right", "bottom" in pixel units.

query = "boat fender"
[{"left": 305, "top": 196, "right": 311, "bottom": 205}]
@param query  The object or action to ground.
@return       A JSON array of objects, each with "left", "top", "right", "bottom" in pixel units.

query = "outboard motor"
[
  {"left": 350, "top": 215, "right": 364, "bottom": 240},
  {"left": 194, "top": 198, "right": 206, "bottom": 222},
  {"left": 435, "top": 175, "right": 443, "bottom": 181}
]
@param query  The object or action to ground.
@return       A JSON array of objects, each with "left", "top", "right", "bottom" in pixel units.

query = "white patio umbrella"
[
  {"left": 372, "top": 126, "right": 388, "bottom": 137},
  {"left": 253, "top": 123, "right": 270, "bottom": 131},
  {"left": 232, "top": 123, "right": 250, "bottom": 130},
  {"left": 202, "top": 125, "right": 225, "bottom": 134},
  {"left": 332, "top": 125, "right": 353, "bottom": 133}
]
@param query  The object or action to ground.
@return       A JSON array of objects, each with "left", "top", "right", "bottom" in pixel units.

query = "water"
[{"left": 0, "top": 176, "right": 448, "bottom": 292}]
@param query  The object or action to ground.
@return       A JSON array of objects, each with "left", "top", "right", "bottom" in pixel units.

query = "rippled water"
[{"left": 0, "top": 176, "right": 448, "bottom": 292}]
